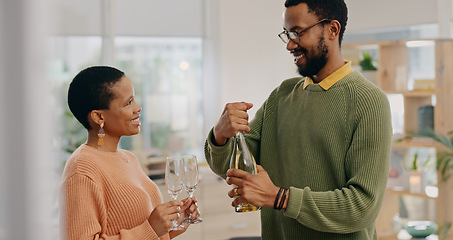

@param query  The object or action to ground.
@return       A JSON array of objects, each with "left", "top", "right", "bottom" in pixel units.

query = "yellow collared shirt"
[{"left": 303, "top": 61, "right": 353, "bottom": 90}]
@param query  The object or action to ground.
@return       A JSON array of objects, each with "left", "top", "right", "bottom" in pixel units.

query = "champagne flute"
[
  {"left": 181, "top": 155, "right": 203, "bottom": 224},
  {"left": 165, "top": 156, "right": 184, "bottom": 230}
]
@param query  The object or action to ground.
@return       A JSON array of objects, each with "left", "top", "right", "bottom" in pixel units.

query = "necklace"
[
  {"left": 118, "top": 151, "right": 130, "bottom": 163},
  {"left": 85, "top": 144, "right": 130, "bottom": 163}
]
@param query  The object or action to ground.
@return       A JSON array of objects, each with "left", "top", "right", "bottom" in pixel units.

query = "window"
[
  {"left": 49, "top": 36, "right": 102, "bottom": 166},
  {"left": 115, "top": 37, "right": 204, "bottom": 159}
]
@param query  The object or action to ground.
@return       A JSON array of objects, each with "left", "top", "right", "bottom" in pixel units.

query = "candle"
[{"left": 409, "top": 172, "right": 422, "bottom": 193}]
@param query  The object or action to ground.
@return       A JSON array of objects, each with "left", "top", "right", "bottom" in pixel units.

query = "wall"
[
  {"left": 346, "top": 0, "right": 438, "bottom": 31},
  {"left": 211, "top": 0, "right": 295, "bottom": 119}
]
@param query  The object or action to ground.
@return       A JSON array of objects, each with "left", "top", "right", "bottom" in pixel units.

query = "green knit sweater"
[{"left": 204, "top": 71, "right": 392, "bottom": 240}]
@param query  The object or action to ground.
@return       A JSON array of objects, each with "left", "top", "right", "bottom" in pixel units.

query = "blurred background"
[{"left": 0, "top": 0, "right": 452, "bottom": 239}]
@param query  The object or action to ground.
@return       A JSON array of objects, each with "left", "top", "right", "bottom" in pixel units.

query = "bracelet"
[
  {"left": 273, "top": 187, "right": 284, "bottom": 209},
  {"left": 277, "top": 188, "right": 288, "bottom": 210}
]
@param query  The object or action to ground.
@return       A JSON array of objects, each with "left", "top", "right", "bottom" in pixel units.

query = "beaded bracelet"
[
  {"left": 277, "top": 188, "right": 288, "bottom": 210},
  {"left": 273, "top": 187, "right": 284, "bottom": 209}
]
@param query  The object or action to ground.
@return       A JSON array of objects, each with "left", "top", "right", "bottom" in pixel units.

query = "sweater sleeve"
[
  {"left": 204, "top": 129, "right": 234, "bottom": 179},
  {"left": 284, "top": 88, "right": 392, "bottom": 234},
  {"left": 60, "top": 174, "right": 161, "bottom": 240}
]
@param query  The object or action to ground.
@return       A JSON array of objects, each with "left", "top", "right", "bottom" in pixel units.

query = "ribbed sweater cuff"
[
  {"left": 284, "top": 186, "right": 304, "bottom": 220},
  {"left": 135, "top": 221, "right": 160, "bottom": 240},
  {"left": 207, "top": 128, "right": 232, "bottom": 154}
]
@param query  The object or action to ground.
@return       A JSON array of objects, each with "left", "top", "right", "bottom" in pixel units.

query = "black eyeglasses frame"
[{"left": 278, "top": 19, "right": 333, "bottom": 44}]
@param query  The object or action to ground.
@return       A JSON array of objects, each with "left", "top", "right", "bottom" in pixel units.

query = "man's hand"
[
  {"left": 213, "top": 102, "right": 253, "bottom": 146},
  {"left": 225, "top": 165, "right": 280, "bottom": 208}
]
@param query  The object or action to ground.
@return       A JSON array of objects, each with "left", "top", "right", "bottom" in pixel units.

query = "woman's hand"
[
  {"left": 148, "top": 200, "right": 183, "bottom": 237},
  {"left": 179, "top": 197, "right": 200, "bottom": 225}
]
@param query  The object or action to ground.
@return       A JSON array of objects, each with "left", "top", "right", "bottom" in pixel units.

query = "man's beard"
[{"left": 297, "top": 37, "right": 328, "bottom": 78}]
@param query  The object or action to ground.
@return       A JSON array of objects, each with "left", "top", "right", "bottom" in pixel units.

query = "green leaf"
[
  {"left": 437, "top": 153, "right": 453, "bottom": 181},
  {"left": 359, "top": 51, "right": 378, "bottom": 71},
  {"left": 405, "top": 129, "right": 453, "bottom": 181},
  {"left": 411, "top": 153, "right": 418, "bottom": 170}
]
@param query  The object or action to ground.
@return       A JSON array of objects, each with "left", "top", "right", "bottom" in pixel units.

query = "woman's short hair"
[{"left": 67, "top": 66, "right": 124, "bottom": 130}]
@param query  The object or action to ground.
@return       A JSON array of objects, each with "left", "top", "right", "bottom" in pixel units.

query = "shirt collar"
[{"left": 303, "top": 61, "right": 353, "bottom": 90}]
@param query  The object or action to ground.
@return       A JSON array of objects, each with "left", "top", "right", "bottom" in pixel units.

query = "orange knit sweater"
[{"left": 59, "top": 144, "right": 183, "bottom": 240}]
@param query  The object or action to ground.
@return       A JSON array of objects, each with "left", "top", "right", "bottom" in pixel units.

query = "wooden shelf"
[
  {"left": 392, "top": 139, "right": 438, "bottom": 148},
  {"left": 342, "top": 39, "right": 437, "bottom": 48},
  {"left": 384, "top": 91, "right": 435, "bottom": 97},
  {"left": 403, "top": 91, "right": 435, "bottom": 97},
  {"left": 379, "top": 229, "right": 438, "bottom": 240},
  {"left": 386, "top": 188, "right": 437, "bottom": 200},
  {"left": 392, "top": 139, "right": 451, "bottom": 152}
]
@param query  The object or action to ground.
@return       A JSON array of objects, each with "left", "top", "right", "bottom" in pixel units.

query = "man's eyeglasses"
[{"left": 278, "top": 19, "right": 332, "bottom": 44}]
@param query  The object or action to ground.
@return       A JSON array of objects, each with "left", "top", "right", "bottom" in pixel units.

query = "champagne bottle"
[{"left": 230, "top": 131, "right": 261, "bottom": 212}]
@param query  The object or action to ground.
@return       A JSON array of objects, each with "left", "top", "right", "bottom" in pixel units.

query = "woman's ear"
[{"left": 90, "top": 110, "right": 104, "bottom": 127}]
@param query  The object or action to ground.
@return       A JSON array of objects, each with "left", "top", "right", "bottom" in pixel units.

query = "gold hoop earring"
[{"left": 97, "top": 122, "right": 105, "bottom": 146}]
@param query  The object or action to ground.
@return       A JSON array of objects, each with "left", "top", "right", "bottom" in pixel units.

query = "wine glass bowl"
[
  {"left": 165, "top": 156, "right": 185, "bottom": 230},
  {"left": 181, "top": 155, "right": 203, "bottom": 224}
]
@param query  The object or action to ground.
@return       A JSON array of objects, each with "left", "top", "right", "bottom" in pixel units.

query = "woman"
[{"left": 60, "top": 66, "right": 197, "bottom": 239}]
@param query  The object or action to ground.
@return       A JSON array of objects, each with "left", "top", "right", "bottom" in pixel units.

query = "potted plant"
[
  {"left": 359, "top": 51, "right": 378, "bottom": 71},
  {"left": 406, "top": 152, "right": 431, "bottom": 193},
  {"left": 404, "top": 130, "right": 453, "bottom": 181},
  {"left": 359, "top": 51, "right": 378, "bottom": 85}
]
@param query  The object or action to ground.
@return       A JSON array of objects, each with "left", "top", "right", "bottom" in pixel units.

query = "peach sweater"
[{"left": 59, "top": 144, "right": 182, "bottom": 240}]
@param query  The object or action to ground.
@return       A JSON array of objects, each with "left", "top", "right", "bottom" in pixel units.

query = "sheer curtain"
[{"left": 0, "top": 0, "right": 55, "bottom": 239}]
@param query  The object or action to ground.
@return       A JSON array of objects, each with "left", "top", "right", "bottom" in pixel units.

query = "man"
[{"left": 204, "top": 0, "right": 392, "bottom": 239}]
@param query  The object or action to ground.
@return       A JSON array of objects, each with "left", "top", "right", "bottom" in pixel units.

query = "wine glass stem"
[
  {"left": 170, "top": 195, "right": 180, "bottom": 227},
  {"left": 187, "top": 191, "right": 195, "bottom": 219}
]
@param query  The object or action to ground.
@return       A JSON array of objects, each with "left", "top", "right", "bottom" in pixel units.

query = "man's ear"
[
  {"left": 327, "top": 20, "right": 341, "bottom": 40},
  {"left": 90, "top": 110, "right": 104, "bottom": 127}
]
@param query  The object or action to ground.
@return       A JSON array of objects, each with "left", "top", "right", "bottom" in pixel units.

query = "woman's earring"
[{"left": 98, "top": 122, "right": 105, "bottom": 146}]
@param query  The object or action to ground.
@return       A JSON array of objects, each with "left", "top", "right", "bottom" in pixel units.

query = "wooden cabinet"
[{"left": 343, "top": 39, "right": 453, "bottom": 240}]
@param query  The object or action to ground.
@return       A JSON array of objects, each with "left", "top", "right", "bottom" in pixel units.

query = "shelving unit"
[
  {"left": 342, "top": 39, "right": 453, "bottom": 240},
  {"left": 386, "top": 188, "right": 437, "bottom": 200}
]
